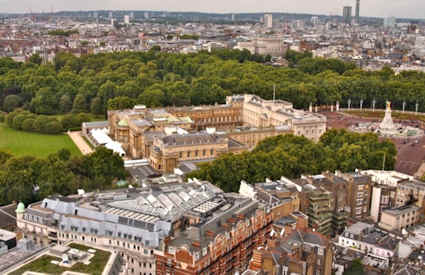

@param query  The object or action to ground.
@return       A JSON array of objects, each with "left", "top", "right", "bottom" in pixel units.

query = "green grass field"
[
  {"left": 9, "top": 243, "right": 111, "bottom": 275},
  {"left": 0, "top": 123, "right": 81, "bottom": 158}
]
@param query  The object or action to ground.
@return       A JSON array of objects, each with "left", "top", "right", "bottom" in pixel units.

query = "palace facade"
[{"left": 107, "top": 94, "right": 327, "bottom": 172}]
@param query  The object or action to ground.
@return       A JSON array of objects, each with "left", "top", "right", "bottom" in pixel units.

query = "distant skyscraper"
[
  {"left": 130, "top": 12, "right": 134, "bottom": 19},
  {"left": 109, "top": 11, "right": 113, "bottom": 19},
  {"left": 264, "top": 14, "right": 273, "bottom": 28},
  {"left": 124, "top": 15, "right": 130, "bottom": 24},
  {"left": 384, "top": 17, "right": 396, "bottom": 28},
  {"left": 343, "top": 6, "right": 352, "bottom": 24},
  {"left": 355, "top": 0, "right": 360, "bottom": 23},
  {"left": 232, "top": 14, "right": 235, "bottom": 21},
  {"left": 311, "top": 16, "right": 319, "bottom": 25},
  {"left": 144, "top": 12, "right": 149, "bottom": 19}
]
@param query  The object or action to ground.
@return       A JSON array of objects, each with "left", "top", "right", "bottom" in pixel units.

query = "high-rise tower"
[
  {"left": 355, "top": 0, "right": 360, "bottom": 23},
  {"left": 264, "top": 14, "right": 273, "bottom": 28},
  {"left": 343, "top": 6, "right": 352, "bottom": 24}
]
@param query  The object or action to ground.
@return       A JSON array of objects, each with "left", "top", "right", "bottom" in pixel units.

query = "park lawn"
[{"left": 0, "top": 123, "right": 81, "bottom": 158}]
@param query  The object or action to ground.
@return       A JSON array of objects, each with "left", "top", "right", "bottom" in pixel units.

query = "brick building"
[
  {"left": 244, "top": 228, "right": 333, "bottom": 275},
  {"left": 16, "top": 179, "right": 272, "bottom": 275}
]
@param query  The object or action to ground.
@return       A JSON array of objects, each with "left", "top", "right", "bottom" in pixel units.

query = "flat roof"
[{"left": 0, "top": 229, "right": 16, "bottom": 241}]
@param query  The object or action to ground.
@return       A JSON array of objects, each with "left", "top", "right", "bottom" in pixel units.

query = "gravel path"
[{"left": 68, "top": 131, "right": 93, "bottom": 155}]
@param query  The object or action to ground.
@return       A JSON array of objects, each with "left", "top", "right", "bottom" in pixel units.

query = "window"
[
  {"left": 210, "top": 149, "right": 214, "bottom": 155},
  {"left": 187, "top": 152, "right": 190, "bottom": 157},
  {"left": 203, "top": 149, "right": 206, "bottom": 156},
  {"left": 195, "top": 150, "right": 198, "bottom": 157},
  {"left": 179, "top": 152, "right": 182, "bottom": 158}
]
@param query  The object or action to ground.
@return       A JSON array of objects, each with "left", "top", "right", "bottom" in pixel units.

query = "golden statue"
[{"left": 386, "top": 101, "right": 391, "bottom": 110}]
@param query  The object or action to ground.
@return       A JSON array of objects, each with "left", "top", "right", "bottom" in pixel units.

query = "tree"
[
  {"left": 29, "top": 54, "right": 42, "bottom": 65},
  {"left": 0, "top": 151, "right": 11, "bottom": 165},
  {"left": 59, "top": 94, "right": 73, "bottom": 113},
  {"left": 138, "top": 88, "right": 164, "bottom": 107},
  {"left": 21, "top": 118, "right": 35, "bottom": 132},
  {"left": 167, "top": 81, "right": 191, "bottom": 106},
  {"left": 343, "top": 259, "right": 365, "bottom": 275},
  {"left": 82, "top": 147, "right": 127, "bottom": 188},
  {"left": 31, "top": 87, "right": 58, "bottom": 115},
  {"left": 44, "top": 120, "right": 63, "bottom": 134},
  {"left": 72, "top": 93, "right": 88, "bottom": 113},
  {"left": 188, "top": 131, "right": 396, "bottom": 192},
  {"left": 99, "top": 81, "right": 117, "bottom": 106},
  {"left": 90, "top": 97, "right": 104, "bottom": 115},
  {"left": 108, "top": 96, "right": 135, "bottom": 110},
  {"left": 117, "top": 80, "right": 142, "bottom": 98},
  {"left": 61, "top": 114, "right": 75, "bottom": 130},
  {"left": 12, "top": 114, "right": 27, "bottom": 130},
  {"left": 3, "top": 95, "right": 21, "bottom": 112},
  {"left": 33, "top": 116, "right": 50, "bottom": 133}
]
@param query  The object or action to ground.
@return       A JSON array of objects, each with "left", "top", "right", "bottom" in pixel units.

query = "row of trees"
[
  {"left": 47, "top": 29, "right": 79, "bottom": 37},
  {"left": 187, "top": 129, "right": 397, "bottom": 192},
  {"left": 0, "top": 147, "right": 127, "bottom": 206},
  {"left": 5, "top": 109, "right": 93, "bottom": 134},
  {"left": 3, "top": 48, "right": 424, "bottom": 118}
]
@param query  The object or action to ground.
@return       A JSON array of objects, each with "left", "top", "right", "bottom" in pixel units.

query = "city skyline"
[{"left": 1, "top": 0, "right": 425, "bottom": 19}]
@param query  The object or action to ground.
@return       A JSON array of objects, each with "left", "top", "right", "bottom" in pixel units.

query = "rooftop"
[
  {"left": 25, "top": 180, "right": 258, "bottom": 250},
  {"left": 6, "top": 243, "right": 115, "bottom": 275},
  {"left": 382, "top": 205, "right": 421, "bottom": 216}
]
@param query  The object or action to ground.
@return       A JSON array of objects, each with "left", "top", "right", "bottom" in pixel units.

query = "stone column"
[
  {"left": 403, "top": 101, "right": 406, "bottom": 113},
  {"left": 348, "top": 99, "right": 351, "bottom": 110},
  {"left": 336, "top": 101, "right": 340, "bottom": 111},
  {"left": 309, "top": 102, "right": 313, "bottom": 113},
  {"left": 360, "top": 99, "right": 363, "bottom": 110},
  {"left": 315, "top": 105, "right": 318, "bottom": 113}
]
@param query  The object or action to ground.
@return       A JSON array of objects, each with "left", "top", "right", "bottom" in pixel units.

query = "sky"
[{"left": 1, "top": 0, "right": 424, "bottom": 19}]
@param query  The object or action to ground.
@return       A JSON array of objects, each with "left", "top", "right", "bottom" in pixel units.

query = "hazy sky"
[{"left": 1, "top": 0, "right": 424, "bottom": 19}]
